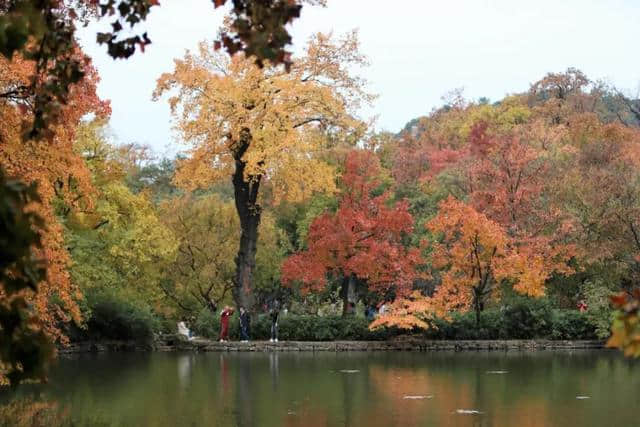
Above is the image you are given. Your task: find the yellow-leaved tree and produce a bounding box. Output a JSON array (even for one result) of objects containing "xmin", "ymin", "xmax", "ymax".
[
  {"xmin": 153, "ymin": 31, "xmax": 371, "ymax": 309},
  {"xmin": 158, "ymin": 194, "xmax": 283, "ymax": 315}
]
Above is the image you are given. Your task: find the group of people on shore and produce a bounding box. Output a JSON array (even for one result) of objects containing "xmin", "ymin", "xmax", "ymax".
[
  {"xmin": 177, "ymin": 299, "xmax": 389, "ymax": 342},
  {"xmin": 219, "ymin": 301, "xmax": 281, "ymax": 342},
  {"xmin": 178, "ymin": 301, "xmax": 281, "ymax": 343}
]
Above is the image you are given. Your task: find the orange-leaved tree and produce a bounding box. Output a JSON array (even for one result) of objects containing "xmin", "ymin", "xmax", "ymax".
[
  {"xmin": 374, "ymin": 196, "xmax": 559, "ymax": 329},
  {"xmin": 281, "ymin": 150, "xmax": 423, "ymax": 315},
  {"xmin": 428, "ymin": 196, "xmax": 566, "ymax": 325},
  {"xmin": 0, "ymin": 51, "xmax": 110, "ymax": 344},
  {"xmin": 153, "ymin": 31, "xmax": 371, "ymax": 309}
]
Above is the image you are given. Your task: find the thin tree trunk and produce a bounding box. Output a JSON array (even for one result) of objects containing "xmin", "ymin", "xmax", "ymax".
[
  {"xmin": 231, "ymin": 134, "xmax": 261, "ymax": 311},
  {"xmin": 473, "ymin": 287, "xmax": 482, "ymax": 327},
  {"xmin": 342, "ymin": 274, "xmax": 356, "ymax": 317}
]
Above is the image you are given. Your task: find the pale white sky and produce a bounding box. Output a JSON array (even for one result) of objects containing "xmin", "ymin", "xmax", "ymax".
[{"xmin": 78, "ymin": 0, "xmax": 640, "ymax": 156}]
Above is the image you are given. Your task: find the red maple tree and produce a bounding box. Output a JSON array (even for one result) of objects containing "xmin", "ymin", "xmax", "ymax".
[{"xmin": 281, "ymin": 150, "xmax": 423, "ymax": 315}]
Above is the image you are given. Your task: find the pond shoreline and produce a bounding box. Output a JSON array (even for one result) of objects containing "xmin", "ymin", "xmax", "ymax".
[{"xmin": 59, "ymin": 337, "xmax": 607, "ymax": 354}]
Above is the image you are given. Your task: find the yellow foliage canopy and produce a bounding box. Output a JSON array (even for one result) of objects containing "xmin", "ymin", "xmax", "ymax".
[{"xmin": 153, "ymin": 31, "xmax": 372, "ymax": 203}]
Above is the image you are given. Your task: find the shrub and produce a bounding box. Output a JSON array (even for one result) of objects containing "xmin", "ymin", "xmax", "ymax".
[
  {"xmin": 420, "ymin": 299, "xmax": 599, "ymax": 341},
  {"xmin": 77, "ymin": 297, "xmax": 601, "ymax": 342},
  {"xmin": 82, "ymin": 289, "xmax": 160, "ymax": 343},
  {"xmin": 191, "ymin": 311, "xmax": 395, "ymax": 341},
  {"xmin": 550, "ymin": 310, "xmax": 597, "ymax": 340},
  {"xmin": 192, "ymin": 308, "xmax": 218, "ymax": 339},
  {"xmin": 502, "ymin": 298, "xmax": 553, "ymax": 339},
  {"xmin": 428, "ymin": 310, "xmax": 506, "ymax": 340},
  {"xmin": 190, "ymin": 306, "xmax": 601, "ymax": 341},
  {"xmin": 582, "ymin": 280, "xmax": 615, "ymax": 339}
]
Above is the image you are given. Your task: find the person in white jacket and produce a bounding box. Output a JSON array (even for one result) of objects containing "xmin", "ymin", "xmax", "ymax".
[{"xmin": 177, "ymin": 318, "xmax": 194, "ymax": 341}]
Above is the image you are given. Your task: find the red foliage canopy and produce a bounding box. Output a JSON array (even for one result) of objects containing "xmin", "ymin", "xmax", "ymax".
[{"xmin": 281, "ymin": 150, "xmax": 423, "ymax": 296}]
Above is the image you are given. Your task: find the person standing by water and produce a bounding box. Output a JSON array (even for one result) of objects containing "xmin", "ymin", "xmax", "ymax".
[
  {"xmin": 239, "ymin": 306, "xmax": 251, "ymax": 342},
  {"xmin": 219, "ymin": 306, "xmax": 234, "ymax": 342},
  {"xmin": 270, "ymin": 300, "xmax": 280, "ymax": 342}
]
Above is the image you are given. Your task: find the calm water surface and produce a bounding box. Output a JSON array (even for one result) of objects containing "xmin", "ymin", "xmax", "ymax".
[{"xmin": 2, "ymin": 350, "xmax": 639, "ymax": 426}]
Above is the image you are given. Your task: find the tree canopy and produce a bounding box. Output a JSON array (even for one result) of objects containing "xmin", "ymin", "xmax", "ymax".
[{"xmin": 153, "ymin": 30, "xmax": 371, "ymax": 309}]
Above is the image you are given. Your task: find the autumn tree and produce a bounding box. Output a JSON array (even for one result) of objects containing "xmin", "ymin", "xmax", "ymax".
[
  {"xmin": 153, "ymin": 32, "xmax": 370, "ymax": 309},
  {"xmin": 375, "ymin": 196, "xmax": 569, "ymax": 329},
  {"xmin": 0, "ymin": 169, "xmax": 53, "ymax": 386},
  {"xmin": 559, "ymin": 115, "xmax": 640, "ymax": 354},
  {"xmin": 368, "ymin": 291, "xmax": 437, "ymax": 330},
  {"xmin": 391, "ymin": 98, "xmax": 574, "ymax": 276},
  {"xmin": 281, "ymin": 150, "xmax": 423, "ymax": 315},
  {"xmin": 560, "ymin": 116, "xmax": 640, "ymax": 274},
  {"xmin": 0, "ymin": 0, "xmax": 326, "ymax": 138},
  {"xmin": 0, "ymin": 53, "xmax": 109, "ymax": 344},
  {"xmin": 67, "ymin": 121, "xmax": 177, "ymax": 317},
  {"xmin": 428, "ymin": 196, "xmax": 564, "ymax": 324},
  {"xmin": 157, "ymin": 193, "xmax": 283, "ymax": 315}
]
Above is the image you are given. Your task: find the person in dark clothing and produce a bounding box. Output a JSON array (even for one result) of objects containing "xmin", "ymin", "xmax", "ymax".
[
  {"xmin": 365, "ymin": 305, "xmax": 376, "ymax": 322},
  {"xmin": 269, "ymin": 300, "xmax": 280, "ymax": 342},
  {"xmin": 239, "ymin": 307, "xmax": 250, "ymax": 342}
]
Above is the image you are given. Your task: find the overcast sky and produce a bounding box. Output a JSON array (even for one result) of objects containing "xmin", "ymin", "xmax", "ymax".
[{"xmin": 77, "ymin": 0, "xmax": 640, "ymax": 157}]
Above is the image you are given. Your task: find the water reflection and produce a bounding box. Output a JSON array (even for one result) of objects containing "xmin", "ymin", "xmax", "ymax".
[
  {"xmin": 0, "ymin": 397, "xmax": 69, "ymax": 427},
  {"xmin": 235, "ymin": 354, "xmax": 254, "ymax": 427},
  {"xmin": 2, "ymin": 350, "xmax": 639, "ymax": 427},
  {"xmin": 269, "ymin": 352, "xmax": 279, "ymax": 389},
  {"xmin": 177, "ymin": 354, "xmax": 193, "ymax": 390}
]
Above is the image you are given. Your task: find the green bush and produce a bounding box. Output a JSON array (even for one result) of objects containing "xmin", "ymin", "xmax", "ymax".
[
  {"xmin": 187, "ymin": 305, "xmax": 601, "ymax": 341},
  {"xmin": 82, "ymin": 289, "xmax": 160, "ymax": 343},
  {"xmin": 582, "ymin": 279, "xmax": 615, "ymax": 339},
  {"xmin": 190, "ymin": 310, "xmax": 395, "ymax": 341},
  {"xmin": 550, "ymin": 310, "xmax": 597, "ymax": 340},
  {"xmin": 430, "ymin": 310, "xmax": 506, "ymax": 340},
  {"xmin": 76, "ymin": 295, "xmax": 601, "ymax": 342},
  {"xmin": 420, "ymin": 299, "xmax": 599, "ymax": 341},
  {"xmin": 502, "ymin": 298, "xmax": 553, "ymax": 339}
]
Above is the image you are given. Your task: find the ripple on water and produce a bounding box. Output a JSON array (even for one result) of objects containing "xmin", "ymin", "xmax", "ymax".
[{"xmin": 455, "ymin": 409, "xmax": 483, "ymax": 415}]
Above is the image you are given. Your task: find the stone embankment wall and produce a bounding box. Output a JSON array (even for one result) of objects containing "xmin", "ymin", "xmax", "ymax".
[{"xmin": 59, "ymin": 337, "xmax": 606, "ymax": 354}]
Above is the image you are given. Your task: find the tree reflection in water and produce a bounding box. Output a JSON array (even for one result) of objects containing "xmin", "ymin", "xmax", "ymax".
[{"xmin": 1, "ymin": 351, "xmax": 639, "ymax": 426}]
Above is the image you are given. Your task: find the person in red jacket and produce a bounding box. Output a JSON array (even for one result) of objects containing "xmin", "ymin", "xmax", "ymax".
[
  {"xmin": 577, "ymin": 300, "xmax": 588, "ymax": 312},
  {"xmin": 219, "ymin": 306, "xmax": 234, "ymax": 342}
]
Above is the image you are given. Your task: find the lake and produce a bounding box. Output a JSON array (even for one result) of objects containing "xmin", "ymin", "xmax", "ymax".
[{"xmin": 2, "ymin": 350, "xmax": 639, "ymax": 426}]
